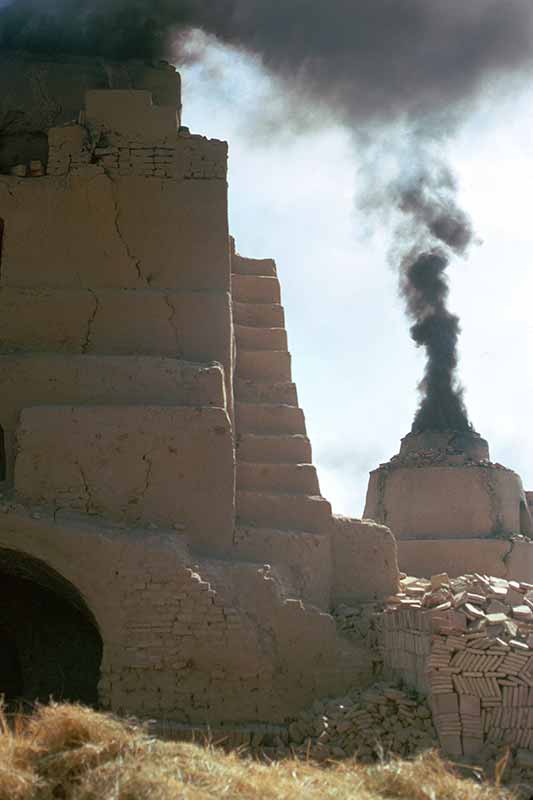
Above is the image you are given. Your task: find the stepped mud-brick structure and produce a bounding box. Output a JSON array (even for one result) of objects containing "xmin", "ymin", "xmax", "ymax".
[{"xmin": 0, "ymin": 53, "xmax": 399, "ymax": 726}]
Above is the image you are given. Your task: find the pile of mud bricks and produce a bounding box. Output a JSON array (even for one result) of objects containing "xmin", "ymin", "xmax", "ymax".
[{"xmin": 382, "ymin": 572, "xmax": 533, "ymax": 758}]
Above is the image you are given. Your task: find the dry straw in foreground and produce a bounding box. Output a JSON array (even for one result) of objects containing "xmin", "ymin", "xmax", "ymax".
[{"xmin": 0, "ymin": 703, "xmax": 517, "ymax": 799}]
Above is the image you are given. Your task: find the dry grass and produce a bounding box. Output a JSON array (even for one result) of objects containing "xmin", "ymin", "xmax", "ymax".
[{"xmin": 0, "ymin": 703, "xmax": 517, "ymax": 799}]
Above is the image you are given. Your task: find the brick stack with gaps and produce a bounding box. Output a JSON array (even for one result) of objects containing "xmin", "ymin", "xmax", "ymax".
[{"xmin": 382, "ymin": 572, "xmax": 533, "ymax": 763}]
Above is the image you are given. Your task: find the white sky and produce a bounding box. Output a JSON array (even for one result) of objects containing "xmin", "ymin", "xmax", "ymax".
[{"xmin": 176, "ymin": 37, "xmax": 533, "ymax": 518}]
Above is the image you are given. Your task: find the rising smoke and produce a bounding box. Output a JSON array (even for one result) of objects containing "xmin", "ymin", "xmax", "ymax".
[
  {"xmin": 2, "ymin": 0, "xmax": 533, "ymax": 431},
  {"xmin": 402, "ymin": 249, "xmax": 469, "ymax": 433},
  {"xmin": 392, "ymin": 154, "xmax": 475, "ymax": 432}
]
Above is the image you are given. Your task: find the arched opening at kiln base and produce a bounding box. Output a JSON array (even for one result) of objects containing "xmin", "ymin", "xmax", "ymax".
[
  {"xmin": 0, "ymin": 625, "xmax": 22, "ymax": 702},
  {"xmin": 0, "ymin": 549, "xmax": 103, "ymax": 709}
]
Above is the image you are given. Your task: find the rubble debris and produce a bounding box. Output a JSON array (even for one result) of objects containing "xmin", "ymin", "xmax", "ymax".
[
  {"xmin": 285, "ymin": 682, "xmax": 437, "ymax": 762},
  {"xmin": 333, "ymin": 603, "xmax": 382, "ymax": 645},
  {"xmin": 333, "ymin": 603, "xmax": 385, "ymax": 677},
  {"xmin": 385, "ymin": 447, "xmax": 508, "ymax": 469}
]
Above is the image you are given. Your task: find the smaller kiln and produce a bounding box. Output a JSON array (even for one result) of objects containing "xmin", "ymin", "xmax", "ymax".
[{"xmin": 364, "ymin": 430, "xmax": 533, "ymax": 580}]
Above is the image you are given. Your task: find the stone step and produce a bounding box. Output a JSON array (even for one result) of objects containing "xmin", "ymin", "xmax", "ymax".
[
  {"xmin": 232, "ymin": 256, "xmax": 277, "ymax": 277},
  {"xmin": 232, "ymin": 274, "xmax": 281, "ymax": 305},
  {"xmin": 233, "ymin": 302, "xmax": 285, "ymax": 329},
  {"xmin": 235, "ymin": 379, "xmax": 298, "ymax": 406},
  {"xmin": 237, "ymin": 434, "xmax": 312, "ymax": 464},
  {"xmin": 234, "ymin": 325, "xmax": 287, "ymax": 352},
  {"xmin": 236, "ymin": 403, "xmax": 306, "ymax": 435},
  {"xmin": 237, "ymin": 463, "xmax": 320, "ymax": 494},
  {"xmin": 236, "ymin": 350, "xmax": 291, "ymax": 382},
  {"xmin": 236, "ymin": 491, "xmax": 331, "ymax": 533}
]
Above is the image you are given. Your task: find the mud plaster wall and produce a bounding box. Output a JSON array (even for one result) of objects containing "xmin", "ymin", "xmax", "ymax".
[
  {"xmin": 399, "ymin": 537, "xmax": 533, "ymax": 583},
  {"xmin": 0, "ymin": 94, "xmax": 235, "ymax": 543},
  {"xmin": 15, "ymin": 405, "xmax": 235, "ymax": 555},
  {"xmin": 0, "ymin": 153, "xmax": 233, "ymax": 412},
  {"xmin": 0, "ymin": 506, "xmax": 374, "ymax": 723},
  {"xmin": 330, "ymin": 517, "xmax": 399, "ymax": 605},
  {"xmin": 0, "ymin": 355, "xmax": 225, "ymax": 484},
  {"xmin": 0, "ymin": 175, "xmax": 228, "ymax": 289},
  {"xmin": 365, "ymin": 465, "xmax": 525, "ymax": 540},
  {"xmin": 233, "ymin": 527, "xmax": 333, "ymax": 609},
  {"xmin": 0, "ymin": 288, "xmax": 230, "ymax": 365}
]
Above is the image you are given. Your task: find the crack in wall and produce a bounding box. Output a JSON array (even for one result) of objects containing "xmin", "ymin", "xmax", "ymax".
[
  {"xmin": 139, "ymin": 454, "xmax": 154, "ymax": 506},
  {"xmin": 77, "ymin": 463, "xmax": 96, "ymax": 514},
  {"xmin": 481, "ymin": 468, "xmax": 505, "ymax": 535},
  {"xmin": 501, "ymin": 538, "xmax": 515, "ymax": 576},
  {"xmin": 374, "ymin": 469, "xmax": 389, "ymax": 526},
  {"xmin": 110, "ymin": 182, "xmax": 147, "ymax": 286},
  {"xmin": 0, "ymin": 181, "xmax": 18, "ymax": 204},
  {"xmin": 164, "ymin": 294, "xmax": 183, "ymax": 355},
  {"xmin": 53, "ymin": 506, "xmax": 65, "ymax": 523},
  {"xmin": 82, "ymin": 290, "xmax": 100, "ymax": 354}
]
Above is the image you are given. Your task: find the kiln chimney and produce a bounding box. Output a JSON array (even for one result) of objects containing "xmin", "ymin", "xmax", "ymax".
[{"xmin": 364, "ymin": 427, "xmax": 533, "ymax": 580}]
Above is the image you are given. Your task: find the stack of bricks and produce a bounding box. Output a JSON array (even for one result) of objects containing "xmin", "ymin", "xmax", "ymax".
[
  {"xmin": 382, "ymin": 573, "xmax": 533, "ymax": 759},
  {"xmin": 382, "ymin": 595, "xmax": 432, "ymax": 694}
]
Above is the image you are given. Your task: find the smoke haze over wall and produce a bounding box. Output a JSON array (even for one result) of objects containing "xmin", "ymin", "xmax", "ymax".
[
  {"xmin": 2, "ymin": 0, "xmax": 533, "ymax": 431},
  {"xmin": 2, "ymin": 2, "xmax": 533, "ymax": 125}
]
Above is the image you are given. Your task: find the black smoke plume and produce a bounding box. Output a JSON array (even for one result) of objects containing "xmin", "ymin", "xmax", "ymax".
[
  {"xmin": 2, "ymin": 1, "xmax": 532, "ymax": 124},
  {"xmin": 402, "ymin": 249, "xmax": 469, "ymax": 433},
  {"xmin": 392, "ymin": 155, "xmax": 475, "ymax": 432},
  {"xmin": 2, "ymin": 1, "xmax": 533, "ymax": 431}
]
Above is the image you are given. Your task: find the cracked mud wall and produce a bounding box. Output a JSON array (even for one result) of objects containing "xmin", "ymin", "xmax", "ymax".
[
  {"xmin": 0, "ymin": 355, "xmax": 226, "ymax": 484},
  {"xmin": 480, "ymin": 465, "xmax": 514, "ymax": 536},
  {"xmin": 365, "ymin": 462, "xmax": 533, "ymax": 580},
  {"xmin": 400, "ymin": 536, "xmax": 533, "ymax": 582},
  {"xmin": 0, "ymin": 172, "xmax": 233, "ymax": 415},
  {"xmin": 365, "ymin": 464, "xmax": 525, "ymax": 540},
  {"xmin": 14, "ymin": 405, "xmax": 235, "ymax": 555},
  {"xmin": 0, "ymin": 286, "xmax": 230, "ymax": 364},
  {"xmin": 0, "ymin": 175, "xmax": 228, "ymax": 290}
]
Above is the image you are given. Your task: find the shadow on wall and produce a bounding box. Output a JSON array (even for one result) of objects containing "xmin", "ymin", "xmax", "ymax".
[
  {"xmin": 521, "ymin": 500, "xmax": 533, "ymax": 537},
  {"xmin": 0, "ymin": 132, "xmax": 49, "ymax": 175},
  {"xmin": 0, "ymin": 549, "xmax": 103, "ymax": 708}
]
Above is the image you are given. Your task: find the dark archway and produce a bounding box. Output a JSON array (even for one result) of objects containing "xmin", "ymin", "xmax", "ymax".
[
  {"xmin": 0, "ymin": 132, "xmax": 49, "ymax": 176},
  {"xmin": 0, "ymin": 426, "xmax": 6, "ymax": 482},
  {"xmin": 0, "ymin": 549, "xmax": 103, "ymax": 707}
]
